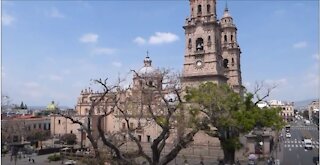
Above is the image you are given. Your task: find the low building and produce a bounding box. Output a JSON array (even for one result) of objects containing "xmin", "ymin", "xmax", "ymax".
[
  {"xmin": 1, "ymin": 115, "xmax": 51, "ymax": 143},
  {"xmin": 268, "ymin": 100, "xmax": 294, "ymax": 122},
  {"xmin": 308, "ymin": 100, "xmax": 319, "ymax": 122}
]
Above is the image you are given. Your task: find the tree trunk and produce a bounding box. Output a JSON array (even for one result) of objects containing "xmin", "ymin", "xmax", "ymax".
[{"xmin": 223, "ymin": 148, "xmax": 235, "ymax": 164}]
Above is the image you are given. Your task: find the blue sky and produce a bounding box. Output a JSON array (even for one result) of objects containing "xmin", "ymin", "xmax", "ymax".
[{"xmin": 2, "ymin": 0, "xmax": 319, "ymax": 107}]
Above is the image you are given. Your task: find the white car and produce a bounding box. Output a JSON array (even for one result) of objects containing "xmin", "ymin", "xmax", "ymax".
[
  {"xmin": 64, "ymin": 160, "xmax": 76, "ymax": 165},
  {"xmin": 304, "ymin": 139, "xmax": 313, "ymax": 150},
  {"xmin": 286, "ymin": 133, "xmax": 291, "ymax": 138}
]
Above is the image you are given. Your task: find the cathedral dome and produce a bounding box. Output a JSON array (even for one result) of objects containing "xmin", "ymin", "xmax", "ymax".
[
  {"xmin": 138, "ymin": 55, "xmax": 157, "ymax": 76},
  {"xmin": 47, "ymin": 101, "xmax": 57, "ymax": 111},
  {"xmin": 138, "ymin": 66, "xmax": 156, "ymax": 75}
]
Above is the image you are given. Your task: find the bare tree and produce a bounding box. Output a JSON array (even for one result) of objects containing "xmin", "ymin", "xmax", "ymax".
[
  {"xmin": 58, "ymin": 70, "xmax": 201, "ymax": 165},
  {"xmin": 253, "ymin": 81, "xmax": 277, "ymax": 105}
]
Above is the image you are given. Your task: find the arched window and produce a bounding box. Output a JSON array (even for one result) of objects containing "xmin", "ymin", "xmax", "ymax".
[
  {"xmin": 207, "ymin": 4, "xmax": 211, "ymax": 13},
  {"xmin": 148, "ymin": 81, "xmax": 153, "ymax": 86},
  {"xmin": 231, "ymin": 58, "xmax": 235, "ymax": 66},
  {"xmin": 188, "ymin": 38, "xmax": 192, "ymax": 49},
  {"xmin": 224, "ymin": 35, "xmax": 227, "ymax": 42},
  {"xmin": 197, "ymin": 5, "xmax": 202, "ymax": 14},
  {"xmin": 196, "ymin": 38, "xmax": 204, "ymax": 51},
  {"xmin": 231, "ymin": 35, "xmax": 233, "ymax": 41},
  {"xmin": 223, "ymin": 59, "xmax": 229, "ymax": 68},
  {"xmin": 208, "ymin": 36, "xmax": 211, "ymax": 42}
]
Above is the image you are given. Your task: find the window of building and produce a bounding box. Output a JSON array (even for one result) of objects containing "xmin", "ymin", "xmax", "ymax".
[
  {"xmin": 33, "ymin": 124, "xmax": 36, "ymax": 129},
  {"xmin": 39, "ymin": 123, "xmax": 41, "ymax": 129},
  {"xmin": 58, "ymin": 120, "xmax": 61, "ymax": 124},
  {"xmin": 224, "ymin": 35, "xmax": 227, "ymax": 42},
  {"xmin": 147, "ymin": 135, "xmax": 151, "ymax": 142},
  {"xmin": 207, "ymin": 4, "xmax": 210, "ymax": 13},
  {"xmin": 231, "ymin": 35, "xmax": 233, "ymax": 41},
  {"xmin": 138, "ymin": 135, "xmax": 142, "ymax": 142},
  {"xmin": 223, "ymin": 59, "xmax": 229, "ymax": 68},
  {"xmin": 197, "ymin": 5, "xmax": 202, "ymax": 14},
  {"xmin": 48, "ymin": 123, "xmax": 50, "ymax": 130},
  {"xmin": 196, "ymin": 38, "xmax": 204, "ymax": 51},
  {"xmin": 148, "ymin": 81, "xmax": 153, "ymax": 86},
  {"xmin": 123, "ymin": 135, "xmax": 126, "ymax": 141},
  {"xmin": 231, "ymin": 58, "xmax": 235, "ymax": 66},
  {"xmin": 130, "ymin": 122, "xmax": 134, "ymax": 128},
  {"xmin": 70, "ymin": 130, "xmax": 73, "ymax": 134},
  {"xmin": 188, "ymin": 38, "xmax": 192, "ymax": 49},
  {"xmin": 28, "ymin": 125, "xmax": 31, "ymax": 131},
  {"xmin": 122, "ymin": 123, "xmax": 126, "ymax": 129}
]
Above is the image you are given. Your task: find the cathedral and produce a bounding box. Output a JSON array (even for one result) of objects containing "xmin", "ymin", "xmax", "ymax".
[
  {"xmin": 51, "ymin": 0, "xmax": 243, "ymax": 156},
  {"xmin": 182, "ymin": 0, "xmax": 243, "ymax": 95}
]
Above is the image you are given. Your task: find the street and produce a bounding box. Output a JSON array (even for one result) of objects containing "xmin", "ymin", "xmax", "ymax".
[{"xmin": 280, "ymin": 118, "xmax": 319, "ymax": 165}]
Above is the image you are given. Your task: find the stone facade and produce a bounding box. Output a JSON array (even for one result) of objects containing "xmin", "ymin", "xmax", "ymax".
[
  {"xmin": 308, "ymin": 100, "xmax": 319, "ymax": 121},
  {"xmin": 182, "ymin": 0, "xmax": 243, "ymax": 95},
  {"xmin": 2, "ymin": 116, "xmax": 50, "ymax": 143},
  {"xmin": 269, "ymin": 100, "xmax": 294, "ymax": 121}
]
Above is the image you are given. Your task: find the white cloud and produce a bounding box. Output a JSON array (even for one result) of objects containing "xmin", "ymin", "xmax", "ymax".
[
  {"xmin": 50, "ymin": 7, "xmax": 65, "ymax": 18},
  {"xmin": 80, "ymin": 33, "xmax": 99, "ymax": 43},
  {"xmin": 293, "ymin": 41, "xmax": 307, "ymax": 49},
  {"xmin": 92, "ymin": 47, "xmax": 115, "ymax": 55},
  {"xmin": 112, "ymin": 61, "xmax": 122, "ymax": 67},
  {"xmin": 49, "ymin": 75, "xmax": 63, "ymax": 81},
  {"xmin": 148, "ymin": 32, "xmax": 179, "ymax": 45},
  {"xmin": 2, "ymin": 13, "xmax": 15, "ymax": 26},
  {"xmin": 313, "ymin": 53, "xmax": 319, "ymax": 60},
  {"xmin": 133, "ymin": 37, "xmax": 146, "ymax": 45}
]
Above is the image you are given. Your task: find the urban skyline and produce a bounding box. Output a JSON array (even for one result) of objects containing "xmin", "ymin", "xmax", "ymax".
[{"xmin": 2, "ymin": 1, "xmax": 319, "ymax": 106}]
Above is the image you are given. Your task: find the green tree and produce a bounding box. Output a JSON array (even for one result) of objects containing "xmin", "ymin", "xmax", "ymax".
[
  {"xmin": 302, "ymin": 110, "xmax": 309, "ymax": 119},
  {"xmin": 60, "ymin": 133, "xmax": 77, "ymax": 145},
  {"xmin": 26, "ymin": 129, "xmax": 50, "ymax": 142},
  {"xmin": 185, "ymin": 82, "xmax": 284, "ymax": 164}
]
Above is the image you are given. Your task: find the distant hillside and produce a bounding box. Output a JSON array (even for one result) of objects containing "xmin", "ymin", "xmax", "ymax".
[{"xmin": 294, "ymin": 98, "xmax": 319, "ymax": 111}]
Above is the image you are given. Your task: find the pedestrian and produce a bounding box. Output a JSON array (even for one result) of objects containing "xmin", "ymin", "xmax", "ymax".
[
  {"xmin": 200, "ymin": 160, "xmax": 204, "ymax": 165},
  {"xmin": 28, "ymin": 157, "xmax": 31, "ymax": 162},
  {"xmin": 32, "ymin": 159, "xmax": 35, "ymax": 163}
]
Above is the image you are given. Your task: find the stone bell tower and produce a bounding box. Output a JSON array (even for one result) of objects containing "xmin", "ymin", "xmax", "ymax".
[
  {"xmin": 220, "ymin": 5, "xmax": 244, "ymax": 95},
  {"xmin": 182, "ymin": 0, "xmax": 227, "ymax": 88}
]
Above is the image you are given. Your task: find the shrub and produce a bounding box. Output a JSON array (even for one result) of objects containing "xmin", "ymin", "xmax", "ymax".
[{"xmin": 48, "ymin": 154, "xmax": 61, "ymax": 161}]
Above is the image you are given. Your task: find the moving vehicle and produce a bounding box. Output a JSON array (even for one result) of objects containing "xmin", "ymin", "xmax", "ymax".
[
  {"xmin": 286, "ymin": 133, "xmax": 291, "ymax": 138},
  {"xmin": 305, "ymin": 120, "xmax": 311, "ymax": 125},
  {"xmin": 304, "ymin": 139, "xmax": 313, "ymax": 150}
]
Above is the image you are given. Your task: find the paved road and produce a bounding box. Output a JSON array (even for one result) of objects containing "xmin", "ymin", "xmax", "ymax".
[
  {"xmin": 1, "ymin": 153, "xmax": 85, "ymax": 165},
  {"xmin": 281, "ymin": 118, "xmax": 319, "ymax": 165}
]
